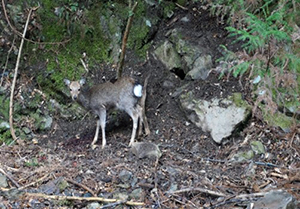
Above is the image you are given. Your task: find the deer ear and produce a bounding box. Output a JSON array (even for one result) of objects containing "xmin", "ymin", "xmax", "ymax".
[
  {"xmin": 79, "ymin": 78, "xmax": 86, "ymax": 85},
  {"xmin": 64, "ymin": 79, "xmax": 70, "ymax": 86}
]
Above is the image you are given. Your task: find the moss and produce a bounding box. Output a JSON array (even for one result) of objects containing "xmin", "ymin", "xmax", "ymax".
[
  {"xmin": 176, "ymin": 0, "xmax": 187, "ymax": 6},
  {"xmin": 162, "ymin": 1, "xmax": 176, "ymax": 18},
  {"xmin": 0, "ymin": 95, "xmax": 10, "ymax": 120},
  {"xmin": 126, "ymin": 2, "xmax": 151, "ymax": 58},
  {"xmin": 23, "ymin": 1, "xmax": 111, "ymax": 101},
  {"xmin": 231, "ymin": 92, "xmax": 250, "ymax": 108},
  {"xmin": 262, "ymin": 106, "xmax": 297, "ymax": 131}
]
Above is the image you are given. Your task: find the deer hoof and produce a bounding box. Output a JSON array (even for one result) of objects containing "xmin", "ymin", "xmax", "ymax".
[{"xmin": 91, "ymin": 144, "xmax": 98, "ymax": 150}]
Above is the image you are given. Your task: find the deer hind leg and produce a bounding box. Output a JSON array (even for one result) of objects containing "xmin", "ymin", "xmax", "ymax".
[
  {"xmin": 137, "ymin": 104, "xmax": 150, "ymax": 136},
  {"xmin": 137, "ymin": 105, "xmax": 143, "ymax": 137},
  {"xmin": 141, "ymin": 104, "xmax": 150, "ymax": 135},
  {"xmin": 128, "ymin": 109, "xmax": 139, "ymax": 147}
]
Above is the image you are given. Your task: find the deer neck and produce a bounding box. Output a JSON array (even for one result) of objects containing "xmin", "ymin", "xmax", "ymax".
[{"xmin": 76, "ymin": 89, "xmax": 91, "ymax": 110}]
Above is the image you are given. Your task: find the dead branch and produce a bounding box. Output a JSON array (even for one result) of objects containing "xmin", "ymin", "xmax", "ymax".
[
  {"xmin": 0, "ymin": 168, "xmax": 20, "ymax": 188},
  {"xmin": 18, "ymin": 174, "xmax": 50, "ymax": 190},
  {"xmin": 117, "ymin": 1, "xmax": 138, "ymax": 79},
  {"xmin": 233, "ymin": 191, "xmax": 268, "ymax": 199},
  {"xmin": 169, "ymin": 187, "xmax": 226, "ymax": 197},
  {"xmin": 24, "ymin": 193, "xmax": 144, "ymax": 206},
  {"xmin": 175, "ymin": 3, "xmax": 188, "ymax": 10},
  {"xmin": 66, "ymin": 178, "xmax": 96, "ymax": 197},
  {"xmin": 9, "ymin": 6, "xmax": 36, "ymax": 143},
  {"xmin": 80, "ymin": 58, "xmax": 89, "ymax": 72}
]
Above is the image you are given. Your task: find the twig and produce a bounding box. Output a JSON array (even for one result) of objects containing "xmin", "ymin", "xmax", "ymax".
[
  {"xmin": 233, "ymin": 191, "xmax": 268, "ymax": 199},
  {"xmin": 100, "ymin": 201, "xmax": 126, "ymax": 208},
  {"xmin": 80, "ymin": 58, "xmax": 89, "ymax": 72},
  {"xmin": 1, "ymin": 0, "xmax": 22, "ymax": 37},
  {"xmin": 9, "ymin": 6, "xmax": 36, "ymax": 143},
  {"xmin": 66, "ymin": 178, "xmax": 96, "ymax": 197},
  {"xmin": 24, "ymin": 193, "xmax": 144, "ymax": 206},
  {"xmin": 18, "ymin": 173, "xmax": 50, "ymax": 190},
  {"xmin": 117, "ymin": 1, "xmax": 138, "ymax": 79},
  {"xmin": 0, "ymin": 168, "xmax": 20, "ymax": 188},
  {"xmin": 169, "ymin": 187, "xmax": 226, "ymax": 197},
  {"xmin": 254, "ymin": 161, "xmax": 278, "ymax": 167},
  {"xmin": 175, "ymin": 3, "xmax": 188, "ymax": 10}
]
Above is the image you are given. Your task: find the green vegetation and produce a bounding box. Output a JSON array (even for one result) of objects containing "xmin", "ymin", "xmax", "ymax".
[
  {"xmin": 207, "ymin": 0, "xmax": 299, "ymax": 125},
  {"xmin": 0, "ymin": 0, "xmax": 171, "ymax": 142},
  {"xmin": 1, "ymin": 0, "xmax": 298, "ymax": 142}
]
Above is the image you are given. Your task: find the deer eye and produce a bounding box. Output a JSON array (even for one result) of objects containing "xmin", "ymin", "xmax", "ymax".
[{"xmin": 78, "ymin": 89, "xmax": 81, "ymax": 92}]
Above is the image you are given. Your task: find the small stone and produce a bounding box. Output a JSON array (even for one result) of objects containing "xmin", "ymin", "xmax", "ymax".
[
  {"xmin": 58, "ymin": 179, "xmax": 69, "ymax": 192},
  {"xmin": 131, "ymin": 142, "xmax": 162, "ymax": 159},
  {"xmin": 0, "ymin": 122, "xmax": 10, "ymax": 129},
  {"xmin": 130, "ymin": 188, "xmax": 145, "ymax": 200},
  {"xmin": 231, "ymin": 150, "xmax": 254, "ymax": 162},
  {"xmin": 0, "ymin": 174, "xmax": 8, "ymax": 187},
  {"xmin": 22, "ymin": 127, "xmax": 31, "ymax": 134},
  {"xmin": 250, "ymin": 141, "xmax": 265, "ymax": 154},
  {"xmin": 118, "ymin": 170, "xmax": 132, "ymax": 183},
  {"xmin": 85, "ymin": 202, "xmax": 101, "ymax": 209},
  {"xmin": 113, "ymin": 192, "xmax": 128, "ymax": 201}
]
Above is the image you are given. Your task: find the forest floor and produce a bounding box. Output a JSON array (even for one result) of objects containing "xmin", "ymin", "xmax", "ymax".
[{"xmin": 1, "ymin": 3, "xmax": 300, "ymax": 209}]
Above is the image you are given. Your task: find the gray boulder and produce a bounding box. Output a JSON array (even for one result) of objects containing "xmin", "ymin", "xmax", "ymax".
[
  {"xmin": 250, "ymin": 190, "xmax": 298, "ymax": 209},
  {"xmin": 180, "ymin": 92, "xmax": 251, "ymax": 143},
  {"xmin": 154, "ymin": 28, "xmax": 213, "ymax": 80}
]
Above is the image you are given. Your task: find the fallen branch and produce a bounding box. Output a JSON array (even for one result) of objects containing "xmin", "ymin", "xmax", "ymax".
[
  {"xmin": 18, "ymin": 173, "xmax": 50, "ymax": 190},
  {"xmin": 0, "ymin": 168, "xmax": 20, "ymax": 188},
  {"xmin": 80, "ymin": 58, "xmax": 89, "ymax": 72},
  {"xmin": 9, "ymin": 6, "xmax": 37, "ymax": 143},
  {"xmin": 66, "ymin": 178, "xmax": 96, "ymax": 197},
  {"xmin": 117, "ymin": 1, "xmax": 138, "ymax": 79},
  {"xmin": 169, "ymin": 187, "xmax": 226, "ymax": 197},
  {"xmin": 24, "ymin": 193, "xmax": 144, "ymax": 206},
  {"xmin": 233, "ymin": 191, "xmax": 269, "ymax": 199}
]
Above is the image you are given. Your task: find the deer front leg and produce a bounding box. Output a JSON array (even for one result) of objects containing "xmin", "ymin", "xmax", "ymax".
[
  {"xmin": 91, "ymin": 119, "xmax": 100, "ymax": 150},
  {"xmin": 91, "ymin": 109, "xmax": 107, "ymax": 149},
  {"xmin": 99, "ymin": 109, "xmax": 107, "ymax": 149}
]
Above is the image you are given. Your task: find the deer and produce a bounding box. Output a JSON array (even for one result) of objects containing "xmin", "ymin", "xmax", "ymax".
[{"xmin": 64, "ymin": 76, "xmax": 150, "ymax": 149}]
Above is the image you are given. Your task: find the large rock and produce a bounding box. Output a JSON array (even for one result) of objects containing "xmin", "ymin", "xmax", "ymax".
[
  {"xmin": 180, "ymin": 92, "xmax": 251, "ymax": 143},
  {"xmin": 250, "ymin": 190, "xmax": 298, "ymax": 209},
  {"xmin": 185, "ymin": 55, "xmax": 212, "ymax": 80},
  {"xmin": 154, "ymin": 28, "xmax": 212, "ymax": 80},
  {"xmin": 154, "ymin": 40, "xmax": 182, "ymax": 70}
]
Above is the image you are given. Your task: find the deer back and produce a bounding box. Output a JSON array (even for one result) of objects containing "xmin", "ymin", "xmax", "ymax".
[{"xmin": 88, "ymin": 77, "xmax": 139, "ymax": 111}]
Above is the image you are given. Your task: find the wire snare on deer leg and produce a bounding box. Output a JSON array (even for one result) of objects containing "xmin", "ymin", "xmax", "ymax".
[{"xmin": 64, "ymin": 76, "xmax": 150, "ymax": 149}]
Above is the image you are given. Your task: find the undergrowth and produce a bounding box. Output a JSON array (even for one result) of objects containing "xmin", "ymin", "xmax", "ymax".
[{"xmin": 205, "ymin": 0, "xmax": 300, "ymax": 126}]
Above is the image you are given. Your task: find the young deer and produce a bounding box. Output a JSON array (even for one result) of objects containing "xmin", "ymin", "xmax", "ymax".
[{"xmin": 64, "ymin": 76, "xmax": 150, "ymax": 149}]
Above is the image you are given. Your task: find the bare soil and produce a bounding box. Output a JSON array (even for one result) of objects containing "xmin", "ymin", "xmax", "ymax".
[{"xmin": 1, "ymin": 3, "xmax": 299, "ymax": 209}]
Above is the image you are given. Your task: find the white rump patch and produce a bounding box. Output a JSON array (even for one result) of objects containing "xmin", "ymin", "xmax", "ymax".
[{"xmin": 133, "ymin": 84, "xmax": 143, "ymax": 97}]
